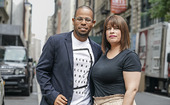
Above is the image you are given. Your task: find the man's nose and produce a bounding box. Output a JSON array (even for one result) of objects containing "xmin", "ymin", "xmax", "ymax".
[{"xmin": 81, "ymin": 19, "xmax": 86, "ymax": 24}]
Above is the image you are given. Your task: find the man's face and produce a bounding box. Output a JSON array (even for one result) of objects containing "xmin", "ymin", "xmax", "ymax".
[{"xmin": 72, "ymin": 8, "xmax": 95, "ymax": 40}]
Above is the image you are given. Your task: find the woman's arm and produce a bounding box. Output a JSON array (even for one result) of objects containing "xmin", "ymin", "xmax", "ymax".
[{"xmin": 122, "ymin": 71, "xmax": 141, "ymax": 105}]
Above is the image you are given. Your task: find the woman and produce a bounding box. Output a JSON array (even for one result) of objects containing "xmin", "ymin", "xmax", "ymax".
[{"xmin": 91, "ymin": 15, "xmax": 141, "ymax": 105}]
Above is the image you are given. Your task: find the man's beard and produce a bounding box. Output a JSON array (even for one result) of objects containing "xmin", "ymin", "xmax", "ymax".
[{"xmin": 75, "ymin": 29, "xmax": 89, "ymax": 38}]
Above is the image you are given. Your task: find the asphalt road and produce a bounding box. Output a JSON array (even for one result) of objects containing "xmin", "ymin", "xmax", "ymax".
[
  {"xmin": 135, "ymin": 92, "xmax": 170, "ymax": 105},
  {"xmin": 4, "ymin": 77, "xmax": 39, "ymax": 105},
  {"xmin": 4, "ymin": 77, "xmax": 170, "ymax": 105}
]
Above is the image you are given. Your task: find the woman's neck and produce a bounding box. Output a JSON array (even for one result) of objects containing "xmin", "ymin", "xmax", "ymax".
[
  {"xmin": 107, "ymin": 44, "xmax": 121, "ymax": 59},
  {"xmin": 110, "ymin": 44, "xmax": 121, "ymax": 52}
]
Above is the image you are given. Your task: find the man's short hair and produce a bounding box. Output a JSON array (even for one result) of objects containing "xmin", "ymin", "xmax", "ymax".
[{"xmin": 74, "ymin": 5, "xmax": 94, "ymax": 19}]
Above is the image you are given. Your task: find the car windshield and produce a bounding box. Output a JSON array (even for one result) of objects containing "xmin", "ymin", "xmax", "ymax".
[{"xmin": 0, "ymin": 48, "xmax": 27, "ymax": 62}]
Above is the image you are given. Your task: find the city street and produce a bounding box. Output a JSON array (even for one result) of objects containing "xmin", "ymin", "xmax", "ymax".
[
  {"xmin": 135, "ymin": 92, "xmax": 170, "ymax": 105},
  {"xmin": 4, "ymin": 77, "xmax": 39, "ymax": 105},
  {"xmin": 3, "ymin": 77, "xmax": 170, "ymax": 105},
  {"xmin": 1, "ymin": 0, "xmax": 170, "ymax": 105}
]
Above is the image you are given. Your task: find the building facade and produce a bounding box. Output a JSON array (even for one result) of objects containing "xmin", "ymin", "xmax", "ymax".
[
  {"xmin": 46, "ymin": 0, "xmax": 165, "ymax": 45},
  {"xmin": 0, "ymin": 0, "xmax": 36, "ymax": 59},
  {"xmin": 30, "ymin": 34, "xmax": 41, "ymax": 63},
  {"xmin": 46, "ymin": 16, "xmax": 54, "ymax": 40},
  {"xmin": 0, "ymin": 0, "xmax": 32, "ymax": 47},
  {"xmin": 61, "ymin": 0, "xmax": 75, "ymax": 33},
  {"xmin": 46, "ymin": 0, "xmax": 61, "ymax": 41}
]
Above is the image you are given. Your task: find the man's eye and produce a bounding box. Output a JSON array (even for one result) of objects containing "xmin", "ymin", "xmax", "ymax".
[
  {"xmin": 77, "ymin": 18, "xmax": 83, "ymax": 21},
  {"xmin": 85, "ymin": 18, "xmax": 91, "ymax": 21}
]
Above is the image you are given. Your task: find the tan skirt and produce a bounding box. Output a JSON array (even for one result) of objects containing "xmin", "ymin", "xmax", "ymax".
[{"xmin": 93, "ymin": 94, "xmax": 136, "ymax": 105}]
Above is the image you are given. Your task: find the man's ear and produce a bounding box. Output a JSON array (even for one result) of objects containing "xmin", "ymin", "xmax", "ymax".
[
  {"xmin": 92, "ymin": 20, "xmax": 96, "ymax": 27},
  {"xmin": 72, "ymin": 18, "xmax": 75, "ymax": 25}
]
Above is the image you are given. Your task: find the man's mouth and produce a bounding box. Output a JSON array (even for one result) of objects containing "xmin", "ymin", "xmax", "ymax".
[{"xmin": 79, "ymin": 27, "xmax": 88, "ymax": 31}]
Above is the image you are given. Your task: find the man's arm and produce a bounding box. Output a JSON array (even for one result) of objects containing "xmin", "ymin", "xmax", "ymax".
[{"xmin": 36, "ymin": 36, "xmax": 60, "ymax": 105}]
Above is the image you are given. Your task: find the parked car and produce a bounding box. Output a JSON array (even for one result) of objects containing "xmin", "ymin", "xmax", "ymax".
[
  {"xmin": 0, "ymin": 72, "xmax": 4, "ymax": 105},
  {"xmin": 0, "ymin": 46, "xmax": 33, "ymax": 96}
]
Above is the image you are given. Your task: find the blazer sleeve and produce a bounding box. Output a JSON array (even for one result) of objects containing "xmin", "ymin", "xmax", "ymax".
[{"xmin": 36, "ymin": 36, "xmax": 59, "ymax": 105}]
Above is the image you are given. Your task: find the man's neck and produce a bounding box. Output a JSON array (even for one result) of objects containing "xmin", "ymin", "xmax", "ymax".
[{"xmin": 73, "ymin": 31, "xmax": 88, "ymax": 42}]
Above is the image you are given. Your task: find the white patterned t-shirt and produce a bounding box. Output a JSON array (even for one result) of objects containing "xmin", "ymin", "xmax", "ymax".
[{"xmin": 70, "ymin": 33, "xmax": 94, "ymax": 105}]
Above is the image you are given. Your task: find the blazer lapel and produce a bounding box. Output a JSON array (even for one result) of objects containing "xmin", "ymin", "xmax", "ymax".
[
  {"xmin": 89, "ymin": 38, "xmax": 97, "ymax": 63},
  {"xmin": 64, "ymin": 32, "xmax": 73, "ymax": 71}
]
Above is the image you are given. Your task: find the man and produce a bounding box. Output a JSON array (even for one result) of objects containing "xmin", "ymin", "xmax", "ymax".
[{"xmin": 36, "ymin": 5, "xmax": 102, "ymax": 105}]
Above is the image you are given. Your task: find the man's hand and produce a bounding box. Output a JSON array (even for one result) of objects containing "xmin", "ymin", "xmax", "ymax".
[{"xmin": 54, "ymin": 94, "xmax": 68, "ymax": 105}]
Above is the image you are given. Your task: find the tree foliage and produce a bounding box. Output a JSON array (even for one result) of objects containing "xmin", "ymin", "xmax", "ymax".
[{"xmin": 149, "ymin": 0, "xmax": 170, "ymax": 21}]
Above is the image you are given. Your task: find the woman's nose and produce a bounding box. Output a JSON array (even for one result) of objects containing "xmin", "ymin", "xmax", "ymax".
[{"xmin": 110, "ymin": 28, "xmax": 115, "ymax": 32}]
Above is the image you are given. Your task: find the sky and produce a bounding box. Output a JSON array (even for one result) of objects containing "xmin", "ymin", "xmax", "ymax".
[{"xmin": 28, "ymin": 0, "xmax": 54, "ymax": 48}]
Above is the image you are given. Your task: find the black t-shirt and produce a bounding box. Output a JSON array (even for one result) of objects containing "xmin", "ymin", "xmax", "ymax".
[{"xmin": 91, "ymin": 49, "xmax": 141, "ymax": 97}]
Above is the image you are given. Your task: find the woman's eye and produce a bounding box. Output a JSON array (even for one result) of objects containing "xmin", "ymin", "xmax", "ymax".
[
  {"xmin": 107, "ymin": 27, "xmax": 111, "ymax": 30},
  {"xmin": 114, "ymin": 27, "xmax": 119, "ymax": 29}
]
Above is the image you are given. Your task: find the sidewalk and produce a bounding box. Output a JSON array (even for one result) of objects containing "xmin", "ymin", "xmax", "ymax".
[
  {"xmin": 36, "ymin": 79, "xmax": 170, "ymax": 105},
  {"xmin": 135, "ymin": 92, "xmax": 170, "ymax": 105},
  {"xmin": 35, "ymin": 76, "xmax": 42, "ymax": 105}
]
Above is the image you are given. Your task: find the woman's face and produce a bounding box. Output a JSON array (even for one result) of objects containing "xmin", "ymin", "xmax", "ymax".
[{"xmin": 106, "ymin": 24, "xmax": 121, "ymax": 45}]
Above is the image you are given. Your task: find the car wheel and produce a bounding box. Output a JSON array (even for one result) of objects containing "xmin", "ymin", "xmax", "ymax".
[
  {"xmin": 2, "ymin": 97, "xmax": 4, "ymax": 105},
  {"xmin": 23, "ymin": 84, "xmax": 30, "ymax": 96},
  {"xmin": 168, "ymin": 79, "xmax": 170, "ymax": 97},
  {"xmin": 30, "ymin": 85, "xmax": 33, "ymax": 93}
]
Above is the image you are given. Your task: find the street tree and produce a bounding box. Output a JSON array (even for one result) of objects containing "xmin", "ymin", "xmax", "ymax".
[{"xmin": 149, "ymin": 0, "xmax": 170, "ymax": 21}]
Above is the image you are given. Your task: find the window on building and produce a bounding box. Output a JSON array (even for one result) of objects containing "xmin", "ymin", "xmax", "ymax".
[
  {"xmin": 2, "ymin": 35, "xmax": 16, "ymax": 46},
  {"xmin": 126, "ymin": 16, "xmax": 131, "ymax": 31},
  {"xmin": 128, "ymin": 0, "xmax": 131, "ymax": 9},
  {"xmin": 2, "ymin": 35, "xmax": 23, "ymax": 46},
  {"xmin": 141, "ymin": 0, "xmax": 151, "ymax": 28},
  {"xmin": 0, "ymin": 16, "xmax": 2, "ymax": 23},
  {"xmin": 141, "ymin": 0, "xmax": 164, "ymax": 28},
  {"xmin": 18, "ymin": 36, "xmax": 23, "ymax": 46}
]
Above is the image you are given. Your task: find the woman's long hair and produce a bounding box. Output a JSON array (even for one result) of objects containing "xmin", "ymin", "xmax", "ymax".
[{"xmin": 101, "ymin": 15, "xmax": 130, "ymax": 54}]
